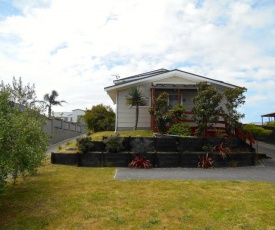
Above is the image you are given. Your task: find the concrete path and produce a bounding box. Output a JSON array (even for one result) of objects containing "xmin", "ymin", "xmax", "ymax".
[
  {"xmin": 115, "ymin": 141, "xmax": 275, "ymax": 182},
  {"xmin": 46, "ymin": 134, "xmax": 86, "ymax": 155}
]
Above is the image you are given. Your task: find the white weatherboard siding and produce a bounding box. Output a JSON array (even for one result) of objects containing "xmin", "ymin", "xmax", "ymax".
[{"xmin": 116, "ymin": 85, "xmax": 151, "ymax": 130}]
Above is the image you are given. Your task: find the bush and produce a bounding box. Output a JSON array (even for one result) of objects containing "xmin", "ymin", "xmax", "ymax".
[
  {"xmin": 172, "ymin": 104, "xmax": 187, "ymax": 120},
  {"xmin": 103, "ymin": 133, "xmax": 124, "ymax": 153},
  {"xmin": 76, "ymin": 137, "xmax": 94, "ymax": 152},
  {"xmin": 266, "ymin": 121, "xmax": 275, "ymax": 127},
  {"xmin": 168, "ymin": 122, "xmax": 191, "ymax": 136},
  {"xmin": 242, "ymin": 123, "xmax": 272, "ymax": 138}
]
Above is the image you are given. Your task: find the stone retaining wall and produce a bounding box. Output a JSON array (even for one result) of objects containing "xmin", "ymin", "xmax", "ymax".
[{"xmin": 51, "ymin": 152, "xmax": 255, "ymax": 168}]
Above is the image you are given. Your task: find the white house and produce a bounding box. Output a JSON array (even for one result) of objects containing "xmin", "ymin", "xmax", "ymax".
[
  {"xmin": 104, "ymin": 69, "xmax": 239, "ymax": 132},
  {"xmin": 54, "ymin": 109, "xmax": 85, "ymax": 123}
]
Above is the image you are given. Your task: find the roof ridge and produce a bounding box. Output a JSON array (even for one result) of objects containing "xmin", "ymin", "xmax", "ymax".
[
  {"xmin": 113, "ymin": 68, "xmax": 170, "ymax": 85},
  {"xmin": 123, "ymin": 68, "xmax": 169, "ymax": 79}
]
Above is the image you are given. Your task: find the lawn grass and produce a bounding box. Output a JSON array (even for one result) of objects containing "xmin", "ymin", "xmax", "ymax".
[
  {"xmin": 0, "ymin": 158, "xmax": 274, "ymax": 229},
  {"xmin": 90, "ymin": 130, "xmax": 154, "ymax": 141}
]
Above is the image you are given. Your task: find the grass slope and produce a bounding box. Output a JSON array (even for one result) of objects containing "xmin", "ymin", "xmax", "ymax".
[
  {"xmin": 0, "ymin": 158, "xmax": 274, "ymax": 229},
  {"xmin": 90, "ymin": 130, "xmax": 154, "ymax": 141}
]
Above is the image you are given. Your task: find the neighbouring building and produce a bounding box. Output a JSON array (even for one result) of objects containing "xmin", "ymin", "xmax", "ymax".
[
  {"xmin": 54, "ymin": 109, "xmax": 85, "ymax": 123},
  {"xmin": 104, "ymin": 68, "xmax": 240, "ymax": 132},
  {"xmin": 261, "ymin": 112, "xmax": 275, "ymax": 125}
]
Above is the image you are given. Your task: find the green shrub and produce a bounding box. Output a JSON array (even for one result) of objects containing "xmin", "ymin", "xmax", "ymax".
[
  {"xmin": 65, "ymin": 141, "xmax": 71, "ymax": 146},
  {"xmin": 242, "ymin": 123, "xmax": 272, "ymax": 138},
  {"xmin": 172, "ymin": 104, "xmax": 187, "ymax": 120},
  {"xmin": 103, "ymin": 133, "xmax": 124, "ymax": 153},
  {"xmin": 266, "ymin": 121, "xmax": 275, "ymax": 127},
  {"xmin": 86, "ymin": 130, "xmax": 92, "ymax": 136},
  {"xmin": 168, "ymin": 122, "xmax": 191, "ymax": 136},
  {"xmin": 76, "ymin": 136, "xmax": 94, "ymax": 152}
]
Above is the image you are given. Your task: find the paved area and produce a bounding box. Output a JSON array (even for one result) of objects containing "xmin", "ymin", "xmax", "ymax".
[
  {"xmin": 115, "ymin": 141, "xmax": 275, "ymax": 182},
  {"xmin": 46, "ymin": 134, "xmax": 86, "ymax": 155},
  {"xmin": 115, "ymin": 163, "xmax": 275, "ymax": 182}
]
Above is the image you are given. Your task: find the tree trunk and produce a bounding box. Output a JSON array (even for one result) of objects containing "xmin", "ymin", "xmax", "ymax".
[
  {"xmin": 134, "ymin": 105, "xmax": 139, "ymax": 130},
  {"xmin": 48, "ymin": 105, "xmax": 52, "ymax": 118}
]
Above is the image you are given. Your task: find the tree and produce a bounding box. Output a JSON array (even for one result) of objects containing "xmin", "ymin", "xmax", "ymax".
[
  {"xmin": 43, "ymin": 90, "xmax": 66, "ymax": 117},
  {"xmin": 125, "ymin": 87, "xmax": 147, "ymax": 130},
  {"xmin": 192, "ymin": 82, "xmax": 223, "ymax": 137},
  {"xmin": 0, "ymin": 78, "xmax": 48, "ymax": 194},
  {"xmin": 223, "ymin": 87, "xmax": 247, "ymax": 135},
  {"xmin": 83, "ymin": 104, "xmax": 115, "ymax": 132},
  {"xmin": 148, "ymin": 92, "xmax": 174, "ymax": 135}
]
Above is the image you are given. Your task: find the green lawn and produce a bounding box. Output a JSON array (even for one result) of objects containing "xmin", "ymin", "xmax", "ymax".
[
  {"xmin": 90, "ymin": 130, "xmax": 154, "ymax": 141},
  {"xmin": 0, "ymin": 158, "xmax": 274, "ymax": 229}
]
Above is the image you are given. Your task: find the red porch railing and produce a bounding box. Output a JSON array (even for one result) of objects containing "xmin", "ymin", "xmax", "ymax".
[{"xmin": 151, "ymin": 112, "xmax": 255, "ymax": 146}]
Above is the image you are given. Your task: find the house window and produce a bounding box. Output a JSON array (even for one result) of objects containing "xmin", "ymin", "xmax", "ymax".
[{"xmin": 169, "ymin": 95, "xmax": 180, "ymax": 108}]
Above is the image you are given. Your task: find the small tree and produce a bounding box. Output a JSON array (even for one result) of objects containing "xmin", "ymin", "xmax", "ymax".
[
  {"xmin": 83, "ymin": 104, "xmax": 115, "ymax": 132},
  {"xmin": 43, "ymin": 90, "xmax": 66, "ymax": 118},
  {"xmin": 192, "ymin": 82, "xmax": 223, "ymax": 137},
  {"xmin": 223, "ymin": 87, "xmax": 247, "ymax": 135},
  {"xmin": 148, "ymin": 92, "xmax": 174, "ymax": 135},
  {"xmin": 125, "ymin": 87, "xmax": 147, "ymax": 130},
  {"xmin": 0, "ymin": 78, "xmax": 48, "ymax": 193}
]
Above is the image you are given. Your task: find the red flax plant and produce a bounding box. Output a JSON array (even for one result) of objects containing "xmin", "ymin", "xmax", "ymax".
[
  {"xmin": 128, "ymin": 155, "xmax": 153, "ymax": 169},
  {"xmin": 213, "ymin": 142, "xmax": 231, "ymax": 159},
  {"xmin": 198, "ymin": 153, "xmax": 214, "ymax": 168}
]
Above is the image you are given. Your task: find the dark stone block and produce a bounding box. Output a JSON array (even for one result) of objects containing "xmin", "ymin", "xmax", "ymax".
[
  {"xmin": 91, "ymin": 141, "xmax": 105, "ymax": 152},
  {"xmin": 103, "ymin": 152, "xmax": 131, "ymax": 167},
  {"xmin": 156, "ymin": 152, "xmax": 181, "ymax": 168},
  {"xmin": 51, "ymin": 153, "xmax": 79, "ymax": 165},
  {"xmin": 180, "ymin": 137, "xmax": 204, "ymax": 152},
  {"xmin": 79, "ymin": 152, "xmax": 102, "ymax": 167},
  {"xmin": 155, "ymin": 137, "xmax": 179, "ymax": 152}
]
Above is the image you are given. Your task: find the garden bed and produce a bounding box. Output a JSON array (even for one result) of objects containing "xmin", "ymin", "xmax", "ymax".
[{"xmin": 52, "ymin": 136, "xmax": 255, "ymax": 168}]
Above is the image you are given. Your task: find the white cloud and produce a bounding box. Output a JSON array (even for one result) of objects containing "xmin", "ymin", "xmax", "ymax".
[{"xmin": 0, "ymin": 0, "xmax": 274, "ymax": 122}]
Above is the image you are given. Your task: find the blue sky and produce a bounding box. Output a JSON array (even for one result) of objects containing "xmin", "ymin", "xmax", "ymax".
[{"xmin": 0, "ymin": 0, "xmax": 274, "ymax": 123}]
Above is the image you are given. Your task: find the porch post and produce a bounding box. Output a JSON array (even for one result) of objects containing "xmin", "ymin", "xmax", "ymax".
[{"xmin": 151, "ymin": 88, "xmax": 155, "ymax": 130}]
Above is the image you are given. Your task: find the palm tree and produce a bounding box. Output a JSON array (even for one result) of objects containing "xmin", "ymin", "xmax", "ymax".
[
  {"xmin": 43, "ymin": 90, "xmax": 66, "ymax": 117},
  {"xmin": 125, "ymin": 87, "xmax": 147, "ymax": 130}
]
